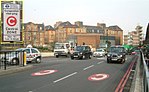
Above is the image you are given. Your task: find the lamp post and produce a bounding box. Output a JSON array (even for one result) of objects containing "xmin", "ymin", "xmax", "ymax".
[{"xmin": 106, "ymin": 29, "xmax": 108, "ymax": 48}]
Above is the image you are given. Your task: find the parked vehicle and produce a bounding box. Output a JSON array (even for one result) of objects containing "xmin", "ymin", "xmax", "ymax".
[
  {"xmin": 131, "ymin": 50, "xmax": 140, "ymax": 55},
  {"xmin": 70, "ymin": 45, "xmax": 92, "ymax": 60},
  {"xmin": 93, "ymin": 48, "xmax": 106, "ymax": 57},
  {"xmin": 0, "ymin": 51, "xmax": 20, "ymax": 65},
  {"xmin": 107, "ymin": 46, "xmax": 126, "ymax": 63},
  {"xmin": 16, "ymin": 47, "xmax": 41, "ymax": 63},
  {"xmin": 54, "ymin": 43, "xmax": 70, "ymax": 58}
]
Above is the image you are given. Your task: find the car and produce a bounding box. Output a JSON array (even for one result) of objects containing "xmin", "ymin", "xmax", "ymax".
[
  {"xmin": 107, "ymin": 46, "xmax": 126, "ymax": 63},
  {"xmin": 16, "ymin": 47, "xmax": 41, "ymax": 63},
  {"xmin": 93, "ymin": 49, "xmax": 106, "ymax": 57},
  {"xmin": 145, "ymin": 49, "xmax": 149, "ymax": 59},
  {"xmin": 0, "ymin": 51, "xmax": 20, "ymax": 65},
  {"xmin": 131, "ymin": 50, "xmax": 140, "ymax": 55},
  {"xmin": 54, "ymin": 43, "xmax": 70, "ymax": 58},
  {"xmin": 70, "ymin": 45, "xmax": 92, "ymax": 60}
]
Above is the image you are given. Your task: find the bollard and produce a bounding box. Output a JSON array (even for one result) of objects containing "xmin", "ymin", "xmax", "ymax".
[
  {"xmin": 23, "ymin": 51, "xmax": 27, "ymax": 66},
  {"xmin": 4, "ymin": 52, "xmax": 7, "ymax": 70}
]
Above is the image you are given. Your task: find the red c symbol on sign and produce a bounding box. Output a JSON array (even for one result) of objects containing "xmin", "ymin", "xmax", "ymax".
[{"xmin": 7, "ymin": 16, "xmax": 17, "ymax": 26}]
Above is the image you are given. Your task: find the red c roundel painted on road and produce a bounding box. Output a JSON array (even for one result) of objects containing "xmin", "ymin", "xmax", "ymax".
[
  {"xmin": 88, "ymin": 73, "xmax": 109, "ymax": 81},
  {"xmin": 31, "ymin": 70, "xmax": 58, "ymax": 76}
]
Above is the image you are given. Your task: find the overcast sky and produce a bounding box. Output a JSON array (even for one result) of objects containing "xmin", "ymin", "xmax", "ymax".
[{"xmin": 17, "ymin": 0, "xmax": 149, "ymax": 35}]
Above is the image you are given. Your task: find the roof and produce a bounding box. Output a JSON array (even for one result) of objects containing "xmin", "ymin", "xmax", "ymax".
[
  {"xmin": 57, "ymin": 21, "xmax": 72, "ymax": 28},
  {"xmin": 23, "ymin": 22, "xmax": 44, "ymax": 31},
  {"xmin": 108, "ymin": 25, "xmax": 123, "ymax": 31},
  {"xmin": 45, "ymin": 25, "xmax": 55, "ymax": 31}
]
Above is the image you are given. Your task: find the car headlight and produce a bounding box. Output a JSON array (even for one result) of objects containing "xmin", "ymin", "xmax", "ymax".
[
  {"xmin": 80, "ymin": 52, "xmax": 83, "ymax": 55},
  {"xmin": 107, "ymin": 54, "xmax": 110, "ymax": 57},
  {"xmin": 119, "ymin": 55, "xmax": 123, "ymax": 57}
]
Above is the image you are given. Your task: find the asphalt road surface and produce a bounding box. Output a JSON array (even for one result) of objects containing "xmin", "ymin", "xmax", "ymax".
[{"xmin": 0, "ymin": 55, "xmax": 134, "ymax": 92}]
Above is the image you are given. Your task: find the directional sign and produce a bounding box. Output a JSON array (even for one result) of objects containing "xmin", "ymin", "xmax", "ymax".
[
  {"xmin": 88, "ymin": 73, "xmax": 109, "ymax": 81},
  {"xmin": 31, "ymin": 70, "xmax": 58, "ymax": 76},
  {"xmin": 2, "ymin": 3, "xmax": 21, "ymax": 41}
]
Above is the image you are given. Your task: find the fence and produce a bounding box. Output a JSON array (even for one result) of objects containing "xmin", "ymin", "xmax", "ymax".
[
  {"xmin": 0, "ymin": 50, "xmax": 26, "ymax": 70},
  {"xmin": 141, "ymin": 51, "xmax": 149, "ymax": 92}
]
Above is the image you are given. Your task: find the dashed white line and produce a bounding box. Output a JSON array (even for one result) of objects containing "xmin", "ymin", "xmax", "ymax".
[
  {"xmin": 53, "ymin": 72, "xmax": 77, "ymax": 83},
  {"xmin": 97, "ymin": 61, "xmax": 104, "ymax": 64},
  {"xmin": 83, "ymin": 65, "xmax": 94, "ymax": 70}
]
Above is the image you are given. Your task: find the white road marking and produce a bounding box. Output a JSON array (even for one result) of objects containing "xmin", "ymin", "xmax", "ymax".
[
  {"xmin": 97, "ymin": 57, "xmax": 106, "ymax": 60},
  {"xmin": 83, "ymin": 65, "xmax": 94, "ymax": 70},
  {"xmin": 53, "ymin": 72, "xmax": 77, "ymax": 83},
  {"xmin": 97, "ymin": 61, "xmax": 104, "ymax": 64}
]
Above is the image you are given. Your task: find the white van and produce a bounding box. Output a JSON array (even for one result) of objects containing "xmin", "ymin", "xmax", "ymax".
[{"xmin": 54, "ymin": 43, "xmax": 70, "ymax": 58}]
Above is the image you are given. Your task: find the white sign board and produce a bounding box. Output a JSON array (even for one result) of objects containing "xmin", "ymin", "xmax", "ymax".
[{"xmin": 3, "ymin": 3, "xmax": 21, "ymax": 41}]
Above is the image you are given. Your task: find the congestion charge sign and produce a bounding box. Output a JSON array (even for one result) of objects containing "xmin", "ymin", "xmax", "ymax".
[
  {"xmin": 2, "ymin": 3, "xmax": 21, "ymax": 41},
  {"xmin": 7, "ymin": 16, "xmax": 17, "ymax": 26}
]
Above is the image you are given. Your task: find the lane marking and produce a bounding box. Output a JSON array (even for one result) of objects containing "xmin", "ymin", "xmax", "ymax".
[
  {"xmin": 97, "ymin": 61, "xmax": 104, "ymax": 64},
  {"xmin": 53, "ymin": 72, "xmax": 77, "ymax": 83},
  {"xmin": 83, "ymin": 65, "xmax": 94, "ymax": 70}
]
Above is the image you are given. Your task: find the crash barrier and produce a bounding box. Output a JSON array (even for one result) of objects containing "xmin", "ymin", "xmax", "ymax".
[
  {"xmin": 0, "ymin": 50, "xmax": 26, "ymax": 70},
  {"xmin": 130, "ymin": 51, "xmax": 149, "ymax": 92},
  {"xmin": 141, "ymin": 51, "xmax": 149, "ymax": 92}
]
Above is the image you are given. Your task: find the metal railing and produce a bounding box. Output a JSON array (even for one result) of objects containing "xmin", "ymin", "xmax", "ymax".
[
  {"xmin": 0, "ymin": 50, "xmax": 25, "ymax": 70},
  {"xmin": 141, "ymin": 51, "xmax": 149, "ymax": 92}
]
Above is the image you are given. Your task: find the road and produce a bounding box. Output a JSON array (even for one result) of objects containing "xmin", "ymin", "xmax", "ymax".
[{"xmin": 0, "ymin": 55, "xmax": 135, "ymax": 92}]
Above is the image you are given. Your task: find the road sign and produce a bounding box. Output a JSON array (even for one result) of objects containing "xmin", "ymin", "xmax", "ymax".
[
  {"xmin": 2, "ymin": 2, "xmax": 21, "ymax": 42},
  {"xmin": 7, "ymin": 16, "xmax": 17, "ymax": 26},
  {"xmin": 88, "ymin": 73, "xmax": 109, "ymax": 81},
  {"xmin": 31, "ymin": 70, "xmax": 58, "ymax": 76}
]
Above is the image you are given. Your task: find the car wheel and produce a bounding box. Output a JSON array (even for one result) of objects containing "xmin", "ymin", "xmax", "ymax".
[
  {"xmin": 36, "ymin": 57, "xmax": 41, "ymax": 63},
  {"xmin": 12, "ymin": 58, "xmax": 19, "ymax": 65},
  {"xmin": 71, "ymin": 56, "xmax": 74, "ymax": 60},
  {"xmin": 89, "ymin": 55, "xmax": 91, "ymax": 59},
  {"xmin": 120, "ymin": 58, "xmax": 125, "ymax": 64},
  {"xmin": 56, "ymin": 55, "xmax": 59, "ymax": 58},
  {"xmin": 107, "ymin": 59, "xmax": 110, "ymax": 63}
]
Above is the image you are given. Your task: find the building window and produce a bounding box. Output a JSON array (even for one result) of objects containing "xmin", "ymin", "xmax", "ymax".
[
  {"xmin": 92, "ymin": 29, "xmax": 94, "ymax": 33},
  {"xmin": 97, "ymin": 30, "xmax": 99, "ymax": 33},
  {"xmin": 76, "ymin": 29, "xmax": 79, "ymax": 32},
  {"xmin": 40, "ymin": 27, "xmax": 42, "ymax": 30}
]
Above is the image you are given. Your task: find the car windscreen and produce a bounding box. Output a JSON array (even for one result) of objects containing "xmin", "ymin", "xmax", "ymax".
[
  {"xmin": 96, "ymin": 49, "xmax": 104, "ymax": 52},
  {"xmin": 109, "ymin": 47, "xmax": 124, "ymax": 53},
  {"xmin": 54, "ymin": 44, "xmax": 68, "ymax": 49},
  {"xmin": 75, "ymin": 46, "xmax": 85, "ymax": 51}
]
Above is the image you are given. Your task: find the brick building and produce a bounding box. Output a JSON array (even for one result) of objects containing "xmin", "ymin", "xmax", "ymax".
[
  {"xmin": 23, "ymin": 22, "xmax": 45, "ymax": 47},
  {"xmin": 44, "ymin": 25, "xmax": 55, "ymax": 45},
  {"xmin": 107, "ymin": 25, "xmax": 123, "ymax": 45},
  {"xmin": 54, "ymin": 21, "xmax": 123, "ymax": 49},
  {"xmin": 123, "ymin": 25, "xmax": 143, "ymax": 46},
  {"xmin": 76, "ymin": 34, "xmax": 100, "ymax": 50}
]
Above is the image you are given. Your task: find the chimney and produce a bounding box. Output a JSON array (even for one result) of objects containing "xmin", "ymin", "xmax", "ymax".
[
  {"xmin": 75, "ymin": 21, "xmax": 83, "ymax": 27},
  {"xmin": 97, "ymin": 23, "xmax": 106, "ymax": 29}
]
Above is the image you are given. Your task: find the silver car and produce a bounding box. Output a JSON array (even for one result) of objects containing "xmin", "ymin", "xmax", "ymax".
[
  {"xmin": 93, "ymin": 49, "xmax": 106, "ymax": 57},
  {"xmin": 0, "ymin": 51, "xmax": 20, "ymax": 65}
]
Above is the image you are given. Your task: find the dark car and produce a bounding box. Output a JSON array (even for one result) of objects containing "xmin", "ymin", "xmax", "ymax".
[
  {"xmin": 107, "ymin": 46, "xmax": 126, "ymax": 63},
  {"xmin": 70, "ymin": 45, "xmax": 92, "ymax": 60},
  {"xmin": 145, "ymin": 49, "xmax": 149, "ymax": 59}
]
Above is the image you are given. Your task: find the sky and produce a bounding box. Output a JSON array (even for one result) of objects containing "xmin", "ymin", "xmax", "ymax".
[{"xmin": 2, "ymin": 0, "xmax": 149, "ymax": 35}]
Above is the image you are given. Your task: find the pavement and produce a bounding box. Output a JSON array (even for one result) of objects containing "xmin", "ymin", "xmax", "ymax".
[{"xmin": 0, "ymin": 52, "xmax": 54, "ymax": 76}]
